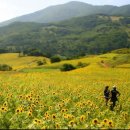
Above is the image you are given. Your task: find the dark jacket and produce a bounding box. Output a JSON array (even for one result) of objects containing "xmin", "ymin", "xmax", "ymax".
[
  {"xmin": 111, "ymin": 89, "xmax": 120, "ymax": 101},
  {"xmin": 104, "ymin": 89, "xmax": 110, "ymax": 99}
]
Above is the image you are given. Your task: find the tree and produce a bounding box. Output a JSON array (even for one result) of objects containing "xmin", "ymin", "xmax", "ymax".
[
  {"xmin": 50, "ymin": 55, "xmax": 62, "ymax": 63},
  {"xmin": 60, "ymin": 63, "xmax": 76, "ymax": 71},
  {"xmin": 0, "ymin": 64, "xmax": 12, "ymax": 71}
]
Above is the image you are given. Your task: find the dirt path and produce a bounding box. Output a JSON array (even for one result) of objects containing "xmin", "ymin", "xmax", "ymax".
[{"xmin": 100, "ymin": 61, "xmax": 110, "ymax": 68}]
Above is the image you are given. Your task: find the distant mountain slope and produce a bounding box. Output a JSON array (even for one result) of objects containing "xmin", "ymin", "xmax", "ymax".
[
  {"xmin": 0, "ymin": 14, "xmax": 130, "ymax": 58},
  {"xmin": 0, "ymin": 1, "xmax": 130, "ymax": 27}
]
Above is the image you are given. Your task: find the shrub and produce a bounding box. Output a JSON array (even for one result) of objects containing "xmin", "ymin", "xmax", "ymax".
[
  {"xmin": 37, "ymin": 61, "xmax": 44, "ymax": 66},
  {"xmin": 0, "ymin": 64, "xmax": 12, "ymax": 71},
  {"xmin": 60, "ymin": 64, "xmax": 76, "ymax": 71},
  {"xmin": 24, "ymin": 49, "xmax": 43, "ymax": 56},
  {"xmin": 50, "ymin": 55, "xmax": 62, "ymax": 63},
  {"xmin": 112, "ymin": 57, "xmax": 117, "ymax": 60},
  {"xmin": 37, "ymin": 59, "xmax": 47, "ymax": 66},
  {"xmin": 77, "ymin": 62, "xmax": 89, "ymax": 68}
]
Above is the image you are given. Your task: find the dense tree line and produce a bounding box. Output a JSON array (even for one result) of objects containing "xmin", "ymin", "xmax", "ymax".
[{"xmin": 0, "ymin": 15, "xmax": 130, "ymax": 58}]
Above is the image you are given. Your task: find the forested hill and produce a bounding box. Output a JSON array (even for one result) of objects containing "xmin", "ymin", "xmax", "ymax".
[
  {"xmin": 0, "ymin": 1, "xmax": 130, "ymax": 26},
  {"xmin": 0, "ymin": 14, "xmax": 130, "ymax": 58}
]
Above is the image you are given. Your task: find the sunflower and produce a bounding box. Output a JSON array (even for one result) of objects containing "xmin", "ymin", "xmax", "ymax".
[
  {"xmin": 69, "ymin": 120, "xmax": 75, "ymax": 127},
  {"xmin": 1, "ymin": 106, "xmax": 7, "ymax": 112},
  {"xmin": 68, "ymin": 114, "xmax": 74, "ymax": 120},
  {"xmin": 52, "ymin": 92, "xmax": 56, "ymax": 95},
  {"xmin": 31, "ymin": 104, "xmax": 35, "ymax": 108},
  {"xmin": 37, "ymin": 120, "xmax": 42, "ymax": 124},
  {"xmin": 35, "ymin": 101, "xmax": 39, "ymax": 104},
  {"xmin": 103, "ymin": 119, "xmax": 108, "ymax": 124},
  {"xmin": 55, "ymin": 123, "xmax": 60, "ymax": 129},
  {"xmin": 19, "ymin": 95, "xmax": 23, "ymax": 99},
  {"xmin": 33, "ymin": 118, "xmax": 39, "ymax": 124},
  {"xmin": 100, "ymin": 122, "xmax": 105, "ymax": 127},
  {"xmin": 49, "ymin": 106, "xmax": 52, "ymax": 110},
  {"xmin": 92, "ymin": 118, "xmax": 99, "ymax": 125},
  {"xmin": 45, "ymin": 115, "xmax": 50, "ymax": 120},
  {"xmin": 28, "ymin": 111, "xmax": 32, "ymax": 117},
  {"xmin": 86, "ymin": 111, "xmax": 90, "ymax": 117},
  {"xmin": 63, "ymin": 114, "xmax": 68, "ymax": 119},
  {"xmin": 61, "ymin": 109, "xmax": 65, "ymax": 113},
  {"xmin": 3, "ymin": 102, "xmax": 8, "ymax": 107},
  {"xmin": 108, "ymin": 120, "xmax": 113, "ymax": 128},
  {"xmin": 52, "ymin": 114, "xmax": 56, "ymax": 120},
  {"xmin": 80, "ymin": 115, "xmax": 86, "ymax": 122},
  {"xmin": 29, "ymin": 98, "xmax": 33, "ymax": 101},
  {"xmin": 16, "ymin": 108, "xmax": 21, "ymax": 113},
  {"xmin": 61, "ymin": 108, "xmax": 68, "ymax": 113},
  {"xmin": 45, "ymin": 112, "xmax": 49, "ymax": 116}
]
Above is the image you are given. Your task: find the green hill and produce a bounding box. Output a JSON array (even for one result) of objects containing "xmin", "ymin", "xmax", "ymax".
[
  {"xmin": 0, "ymin": 51, "xmax": 129, "ymax": 73},
  {"xmin": 104, "ymin": 48, "xmax": 130, "ymax": 67},
  {"xmin": 14, "ymin": 50, "xmax": 130, "ymax": 72},
  {"xmin": 0, "ymin": 14, "xmax": 130, "ymax": 58},
  {"xmin": 0, "ymin": 1, "xmax": 130, "ymax": 27},
  {"xmin": 0, "ymin": 53, "xmax": 49, "ymax": 70}
]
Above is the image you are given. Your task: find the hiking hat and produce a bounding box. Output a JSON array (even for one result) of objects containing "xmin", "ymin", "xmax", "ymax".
[{"xmin": 113, "ymin": 85, "xmax": 116, "ymax": 89}]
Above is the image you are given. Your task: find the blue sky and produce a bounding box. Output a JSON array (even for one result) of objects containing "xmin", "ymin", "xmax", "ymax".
[{"xmin": 0, "ymin": 0, "xmax": 130, "ymax": 22}]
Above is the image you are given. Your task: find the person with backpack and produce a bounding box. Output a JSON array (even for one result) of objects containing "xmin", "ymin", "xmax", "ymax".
[
  {"xmin": 104, "ymin": 86, "xmax": 110, "ymax": 106},
  {"xmin": 110, "ymin": 86, "xmax": 120, "ymax": 110}
]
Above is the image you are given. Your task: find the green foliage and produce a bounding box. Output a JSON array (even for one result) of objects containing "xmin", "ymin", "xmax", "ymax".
[
  {"xmin": 0, "ymin": 49, "xmax": 8, "ymax": 53},
  {"xmin": 37, "ymin": 59, "xmax": 47, "ymax": 66},
  {"xmin": 23, "ymin": 49, "xmax": 44, "ymax": 56},
  {"xmin": 106, "ymin": 54, "xmax": 130, "ymax": 67},
  {"xmin": 120, "ymin": 17, "xmax": 130, "ymax": 25},
  {"xmin": 0, "ymin": 64, "xmax": 12, "ymax": 71},
  {"xmin": 77, "ymin": 62, "xmax": 89, "ymax": 68},
  {"xmin": 60, "ymin": 63, "xmax": 76, "ymax": 71},
  {"xmin": 111, "ymin": 48, "xmax": 130, "ymax": 54},
  {"xmin": 50, "ymin": 55, "xmax": 62, "ymax": 63},
  {"xmin": 0, "ymin": 15, "xmax": 130, "ymax": 58},
  {"xmin": 37, "ymin": 60, "xmax": 46, "ymax": 66}
]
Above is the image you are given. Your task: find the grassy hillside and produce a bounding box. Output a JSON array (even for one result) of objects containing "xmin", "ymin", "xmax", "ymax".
[
  {"xmin": 0, "ymin": 50, "xmax": 127, "ymax": 73},
  {"xmin": 0, "ymin": 49, "xmax": 129, "ymax": 72},
  {"xmin": 37, "ymin": 52, "xmax": 130, "ymax": 70},
  {"xmin": 0, "ymin": 53, "xmax": 49, "ymax": 70},
  {"xmin": 105, "ymin": 55, "xmax": 130, "ymax": 68}
]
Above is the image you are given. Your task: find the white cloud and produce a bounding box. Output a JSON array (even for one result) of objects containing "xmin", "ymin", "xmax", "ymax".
[{"xmin": 0, "ymin": 1, "xmax": 16, "ymax": 22}]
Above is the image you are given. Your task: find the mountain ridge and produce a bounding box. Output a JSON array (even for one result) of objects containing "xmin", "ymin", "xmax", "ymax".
[
  {"xmin": 0, "ymin": 1, "xmax": 130, "ymax": 27},
  {"xmin": 0, "ymin": 14, "xmax": 130, "ymax": 58}
]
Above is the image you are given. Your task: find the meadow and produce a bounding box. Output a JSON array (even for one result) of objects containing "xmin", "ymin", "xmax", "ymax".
[{"xmin": 0, "ymin": 53, "xmax": 130, "ymax": 129}]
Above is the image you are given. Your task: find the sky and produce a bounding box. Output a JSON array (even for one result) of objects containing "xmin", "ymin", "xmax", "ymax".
[{"xmin": 0, "ymin": 0, "xmax": 130, "ymax": 22}]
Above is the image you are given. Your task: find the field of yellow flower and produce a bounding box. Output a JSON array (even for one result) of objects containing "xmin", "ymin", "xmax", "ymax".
[{"xmin": 0, "ymin": 53, "xmax": 130, "ymax": 129}]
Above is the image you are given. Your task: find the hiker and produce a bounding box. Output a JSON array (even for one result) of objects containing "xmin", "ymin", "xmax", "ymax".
[
  {"xmin": 110, "ymin": 86, "xmax": 120, "ymax": 110},
  {"xmin": 104, "ymin": 86, "xmax": 110, "ymax": 106}
]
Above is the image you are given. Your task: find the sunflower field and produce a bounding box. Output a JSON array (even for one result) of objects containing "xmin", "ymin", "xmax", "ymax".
[{"xmin": 0, "ymin": 53, "xmax": 130, "ymax": 129}]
